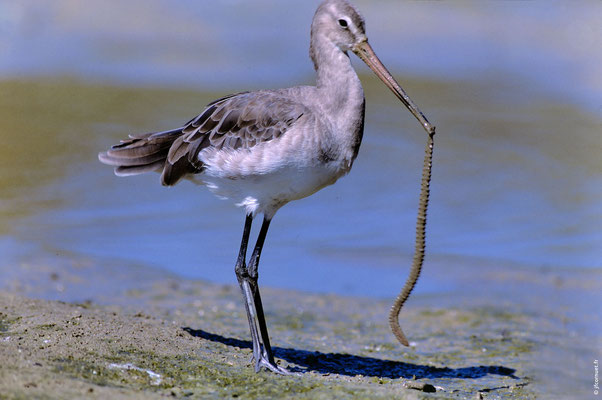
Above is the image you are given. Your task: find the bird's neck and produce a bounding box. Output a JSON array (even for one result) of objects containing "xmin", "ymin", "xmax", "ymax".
[
  {"xmin": 311, "ymin": 39, "xmax": 364, "ymax": 109},
  {"xmin": 311, "ymin": 36, "xmax": 365, "ymax": 141}
]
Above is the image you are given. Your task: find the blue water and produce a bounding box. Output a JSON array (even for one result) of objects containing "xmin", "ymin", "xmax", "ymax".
[{"xmin": 1, "ymin": 0, "xmax": 600, "ymax": 298}]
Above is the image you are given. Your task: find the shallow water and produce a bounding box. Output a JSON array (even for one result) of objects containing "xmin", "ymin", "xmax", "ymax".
[{"xmin": 1, "ymin": 1, "xmax": 601, "ymax": 299}]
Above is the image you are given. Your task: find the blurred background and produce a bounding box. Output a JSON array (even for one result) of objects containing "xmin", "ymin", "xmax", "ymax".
[{"xmin": 1, "ymin": 0, "xmax": 600, "ymax": 299}]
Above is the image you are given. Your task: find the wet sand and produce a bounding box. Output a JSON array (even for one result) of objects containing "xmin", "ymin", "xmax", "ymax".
[{"xmin": 1, "ymin": 259, "xmax": 599, "ymax": 399}]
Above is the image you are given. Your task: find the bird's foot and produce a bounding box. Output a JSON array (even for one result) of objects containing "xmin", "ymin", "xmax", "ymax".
[
  {"xmin": 251, "ymin": 348, "xmax": 296, "ymax": 375},
  {"xmin": 255, "ymin": 356, "xmax": 295, "ymax": 376}
]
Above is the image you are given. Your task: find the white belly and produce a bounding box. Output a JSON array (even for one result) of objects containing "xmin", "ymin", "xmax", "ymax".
[
  {"xmin": 192, "ymin": 136, "xmax": 351, "ymax": 217},
  {"xmin": 195, "ymin": 163, "xmax": 344, "ymax": 218}
]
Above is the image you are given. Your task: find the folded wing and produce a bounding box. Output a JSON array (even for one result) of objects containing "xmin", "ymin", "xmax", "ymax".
[{"xmin": 99, "ymin": 90, "xmax": 307, "ymax": 186}]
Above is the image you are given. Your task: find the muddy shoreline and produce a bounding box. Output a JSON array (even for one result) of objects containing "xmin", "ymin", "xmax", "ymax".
[{"xmin": 1, "ymin": 261, "xmax": 600, "ymax": 399}]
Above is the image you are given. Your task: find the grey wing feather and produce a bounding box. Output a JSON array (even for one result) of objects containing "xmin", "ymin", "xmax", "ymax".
[
  {"xmin": 100, "ymin": 91, "xmax": 307, "ymax": 187},
  {"xmin": 161, "ymin": 91, "xmax": 307, "ymax": 185},
  {"xmin": 185, "ymin": 91, "xmax": 306, "ymax": 150}
]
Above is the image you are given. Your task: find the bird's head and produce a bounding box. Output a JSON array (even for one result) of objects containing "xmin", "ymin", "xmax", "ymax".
[
  {"xmin": 312, "ymin": 0, "xmax": 435, "ymax": 135},
  {"xmin": 311, "ymin": 0, "xmax": 367, "ymax": 53}
]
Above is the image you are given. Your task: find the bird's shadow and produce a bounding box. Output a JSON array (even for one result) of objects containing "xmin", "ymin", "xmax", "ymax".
[{"xmin": 182, "ymin": 327, "xmax": 519, "ymax": 380}]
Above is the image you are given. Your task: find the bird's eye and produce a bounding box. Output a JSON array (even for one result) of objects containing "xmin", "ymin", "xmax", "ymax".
[{"xmin": 338, "ymin": 19, "xmax": 348, "ymax": 28}]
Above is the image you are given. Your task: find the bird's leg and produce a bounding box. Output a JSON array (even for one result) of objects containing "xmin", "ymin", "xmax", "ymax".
[
  {"xmin": 233, "ymin": 215, "xmax": 289, "ymax": 374},
  {"xmin": 248, "ymin": 218, "xmax": 292, "ymax": 374},
  {"xmin": 234, "ymin": 214, "xmax": 262, "ymax": 364},
  {"xmin": 235, "ymin": 215, "xmax": 291, "ymax": 374},
  {"xmin": 246, "ymin": 217, "xmax": 291, "ymax": 374}
]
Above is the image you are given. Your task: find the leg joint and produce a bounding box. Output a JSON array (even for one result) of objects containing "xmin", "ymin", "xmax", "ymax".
[{"xmin": 235, "ymin": 259, "xmax": 248, "ymax": 279}]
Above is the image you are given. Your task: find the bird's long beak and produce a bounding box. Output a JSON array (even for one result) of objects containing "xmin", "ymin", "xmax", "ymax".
[{"xmin": 353, "ymin": 41, "xmax": 435, "ymax": 135}]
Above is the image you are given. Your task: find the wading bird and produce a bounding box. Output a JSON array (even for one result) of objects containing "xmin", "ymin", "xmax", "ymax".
[{"xmin": 99, "ymin": 0, "xmax": 434, "ymax": 375}]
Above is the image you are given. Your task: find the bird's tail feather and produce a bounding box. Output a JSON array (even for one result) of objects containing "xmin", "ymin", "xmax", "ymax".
[{"xmin": 98, "ymin": 127, "xmax": 185, "ymax": 182}]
